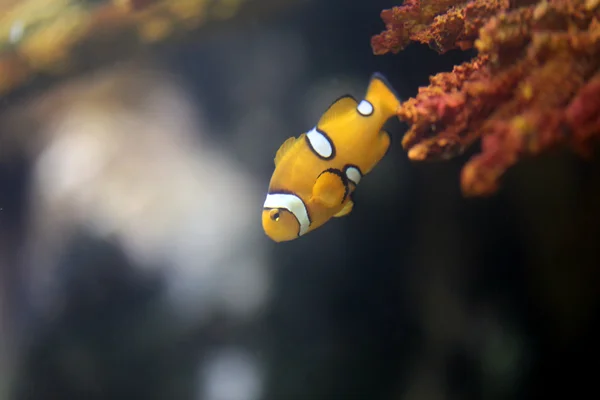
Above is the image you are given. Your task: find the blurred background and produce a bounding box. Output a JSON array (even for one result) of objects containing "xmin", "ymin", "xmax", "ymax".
[{"xmin": 0, "ymin": 0, "xmax": 599, "ymax": 399}]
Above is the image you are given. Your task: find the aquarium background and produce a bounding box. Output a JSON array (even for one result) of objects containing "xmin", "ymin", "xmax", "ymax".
[{"xmin": 0, "ymin": 0, "xmax": 598, "ymax": 399}]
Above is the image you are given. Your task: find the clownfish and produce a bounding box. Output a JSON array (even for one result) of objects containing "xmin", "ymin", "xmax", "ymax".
[{"xmin": 262, "ymin": 72, "xmax": 401, "ymax": 242}]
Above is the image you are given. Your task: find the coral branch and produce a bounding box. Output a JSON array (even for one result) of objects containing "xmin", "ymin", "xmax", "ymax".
[
  {"xmin": 566, "ymin": 70, "xmax": 600, "ymax": 155},
  {"xmin": 371, "ymin": 0, "xmax": 512, "ymax": 55},
  {"xmin": 374, "ymin": 0, "xmax": 600, "ymax": 196}
]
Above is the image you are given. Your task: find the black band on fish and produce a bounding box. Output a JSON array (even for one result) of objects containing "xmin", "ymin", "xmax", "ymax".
[
  {"xmin": 305, "ymin": 127, "xmax": 336, "ymax": 160},
  {"xmin": 318, "ymin": 168, "xmax": 350, "ymax": 204}
]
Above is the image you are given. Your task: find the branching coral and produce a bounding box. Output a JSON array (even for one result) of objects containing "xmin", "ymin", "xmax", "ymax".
[
  {"xmin": 373, "ymin": 0, "xmax": 600, "ymax": 196},
  {"xmin": 371, "ymin": 0, "xmax": 515, "ymax": 54}
]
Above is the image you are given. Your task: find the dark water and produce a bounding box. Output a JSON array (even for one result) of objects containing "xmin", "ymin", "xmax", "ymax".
[{"xmin": 1, "ymin": 0, "xmax": 599, "ymax": 399}]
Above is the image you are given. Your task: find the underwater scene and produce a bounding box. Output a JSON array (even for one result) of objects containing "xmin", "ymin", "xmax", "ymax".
[{"xmin": 0, "ymin": 0, "xmax": 599, "ymax": 399}]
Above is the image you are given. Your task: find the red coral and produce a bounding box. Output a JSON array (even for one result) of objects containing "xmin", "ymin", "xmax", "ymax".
[
  {"xmin": 371, "ymin": 0, "xmax": 512, "ymax": 55},
  {"xmin": 374, "ymin": 0, "xmax": 600, "ymax": 196},
  {"xmin": 566, "ymin": 71, "xmax": 600, "ymax": 156}
]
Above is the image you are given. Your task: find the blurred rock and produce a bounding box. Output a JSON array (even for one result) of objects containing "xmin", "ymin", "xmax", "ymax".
[{"xmin": 0, "ymin": 60, "xmax": 271, "ymax": 399}]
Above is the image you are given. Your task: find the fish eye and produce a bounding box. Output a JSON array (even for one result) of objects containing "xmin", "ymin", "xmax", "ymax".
[{"xmin": 269, "ymin": 209, "xmax": 280, "ymax": 222}]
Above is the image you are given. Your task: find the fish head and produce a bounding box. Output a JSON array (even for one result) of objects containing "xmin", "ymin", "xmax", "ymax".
[{"xmin": 262, "ymin": 207, "xmax": 300, "ymax": 242}]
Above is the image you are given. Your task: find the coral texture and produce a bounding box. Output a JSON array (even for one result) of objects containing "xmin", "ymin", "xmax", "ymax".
[
  {"xmin": 373, "ymin": 0, "xmax": 600, "ymax": 196},
  {"xmin": 371, "ymin": 0, "xmax": 512, "ymax": 54}
]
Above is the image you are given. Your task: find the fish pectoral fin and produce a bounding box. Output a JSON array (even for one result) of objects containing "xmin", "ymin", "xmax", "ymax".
[
  {"xmin": 274, "ymin": 134, "xmax": 303, "ymax": 166},
  {"xmin": 333, "ymin": 199, "xmax": 354, "ymax": 218},
  {"xmin": 311, "ymin": 171, "xmax": 347, "ymax": 208},
  {"xmin": 317, "ymin": 95, "xmax": 358, "ymax": 128}
]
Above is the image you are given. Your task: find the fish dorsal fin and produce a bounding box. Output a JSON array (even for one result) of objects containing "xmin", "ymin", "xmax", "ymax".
[
  {"xmin": 317, "ymin": 95, "xmax": 358, "ymax": 128},
  {"xmin": 274, "ymin": 134, "xmax": 303, "ymax": 166}
]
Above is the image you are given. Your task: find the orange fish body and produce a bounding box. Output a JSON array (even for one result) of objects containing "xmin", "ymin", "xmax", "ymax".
[{"xmin": 262, "ymin": 73, "xmax": 402, "ymax": 242}]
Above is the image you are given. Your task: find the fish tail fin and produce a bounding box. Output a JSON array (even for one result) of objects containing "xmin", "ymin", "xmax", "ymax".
[{"xmin": 365, "ymin": 72, "xmax": 402, "ymax": 119}]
